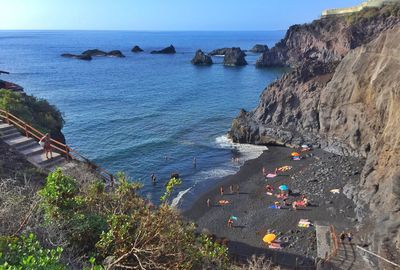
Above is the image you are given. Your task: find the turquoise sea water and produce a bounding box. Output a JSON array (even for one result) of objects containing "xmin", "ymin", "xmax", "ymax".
[{"xmin": 0, "ymin": 30, "xmax": 285, "ymax": 207}]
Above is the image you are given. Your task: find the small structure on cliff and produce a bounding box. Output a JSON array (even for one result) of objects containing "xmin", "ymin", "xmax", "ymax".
[{"xmin": 322, "ymin": 0, "xmax": 400, "ymax": 16}]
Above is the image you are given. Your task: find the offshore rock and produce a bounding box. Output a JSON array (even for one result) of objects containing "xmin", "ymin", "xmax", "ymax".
[
  {"xmin": 208, "ymin": 48, "xmax": 230, "ymax": 56},
  {"xmin": 250, "ymin": 44, "xmax": 269, "ymax": 53},
  {"xmin": 61, "ymin": 53, "xmax": 92, "ymax": 61},
  {"xmin": 191, "ymin": 50, "xmax": 213, "ymax": 65},
  {"xmin": 151, "ymin": 45, "xmax": 176, "ymax": 54},
  {"xmin": 0, "ymin": 80, "xmax": 24, "ymax": 92},
  {"xmin": 131, "ymin": 45, "xmax": 144, "ymax": 52},
  {"xmin": 223, "ymin": 48, "xmax": 247, "ymax": 66}
]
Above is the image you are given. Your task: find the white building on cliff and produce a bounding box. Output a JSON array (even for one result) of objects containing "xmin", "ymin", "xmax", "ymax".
[{"xmin": 322, "ymin": 0, "xmax": 400, "ymax": 17}]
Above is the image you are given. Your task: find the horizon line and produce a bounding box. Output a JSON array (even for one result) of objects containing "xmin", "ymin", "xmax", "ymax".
[{"xmin": 0, "ymin": 29, "xmax": 287, "ymax": 32}]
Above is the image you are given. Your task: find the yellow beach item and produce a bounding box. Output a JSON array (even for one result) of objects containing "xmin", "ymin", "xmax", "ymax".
[{"xmin": 263, "ymin": 233, "xmax": 276, "ymax": 244}]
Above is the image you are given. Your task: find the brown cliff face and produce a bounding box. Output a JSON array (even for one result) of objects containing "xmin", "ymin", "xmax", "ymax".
[
  {"xmin": 230, "ymin": 7, "xmax": 400, "ymax": 264},
  {"xmin": 256, "ymin": 5, "xmax": 400, "ymax": 68}
]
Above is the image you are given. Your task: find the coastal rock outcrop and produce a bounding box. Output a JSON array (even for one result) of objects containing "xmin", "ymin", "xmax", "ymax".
[
  {"xmin": 131, "ymin": 45, "xmax": 144, "ymax": 52},
  {"xmin": 62, "ymin": 49, "xmax": 125, "ymax": 60},
  {"xmin": 256, "ymin": 5, "xmax": 400, "ymax": 68},
  {"xmin": 191, "ymin": 50, "xmax": 213, "ymax": 65},
  {"xmin": 61, "ymin": 53, "xmax": 92, "ymax": 61},
  {"xmin": 150, "ymin": 45, "xmax": 176, "ymax": 54},
  {"xmin": 208, "ymin": 48, "xmax": 230, "ymax": 56},
  {"xmin": 230, "ymin": 5, "xmax": 400, "ymax": 265},
  {"xmin": 106, "ymin": 50, "xmax": 125, "ymax": 57},
  {"xmin": 250, "ymin": 44, "xmax": 269, "ymax": 53},
  {"xmin": 223, "ymin": 47, "xmax": 247, "ymax": 66},
  {"xmin": 0, "ymin": 80, "xmax": 24, "ymax": 92}
]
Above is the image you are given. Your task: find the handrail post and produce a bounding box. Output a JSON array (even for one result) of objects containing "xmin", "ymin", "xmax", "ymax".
[
  {"xmin": 24, "ymin": 123, "xmax": 29, "ymax": 137},
  {"xmin": 5, "ymin": 112, "xmax": 10, "ymax": 124},
  {"xmin": 65, "ymin": 146, "xmax": 70, "ymax": 161},
  {"xmin": 110, "ymin": 174, "xmax": 114, "ymax": 187}
]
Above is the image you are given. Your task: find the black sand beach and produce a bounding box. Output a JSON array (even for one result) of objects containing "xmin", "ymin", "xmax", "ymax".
[{"xmin": 183, "ymin": 146, "xmax": 364, "ymax": 267}]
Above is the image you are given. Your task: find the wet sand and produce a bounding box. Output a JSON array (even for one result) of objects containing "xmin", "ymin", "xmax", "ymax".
[{"xmin": 183, "ymin": 146, "xmax": 364, "ymax": 267}]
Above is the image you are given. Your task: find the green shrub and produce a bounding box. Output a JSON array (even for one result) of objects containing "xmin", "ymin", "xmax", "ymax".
[
  {"xmin": 0, "ymin": 89, "xmax": 64, "ymax": 139},
  {"xmin": 0, "ymin": 233, "xmax": 65, "ymax": 270}
]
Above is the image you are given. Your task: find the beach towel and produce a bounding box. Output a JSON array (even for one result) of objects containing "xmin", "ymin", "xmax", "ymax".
[
  {"xmin": 276, "ymin": 194, "xmax": 288, "ymax": 199},
  {"xmin": 292, "ymin": 156, "xmax": 301, "ymax": 161},
  {"xmin": 266, "ymin": 173, "xmax": 277, "ymax": 178},
  {"xmin": 268, "ymin": 242, "xmax": 282, "ymax": 249},
  {"xmin": 330, "ymin": 189, "xmax": 340, "ymax": 194},
  {"xmin": 230, "ymin": 216, "xmax": 238, "ymax": 221},
  {"xmin": 268, "ymin": 205, "xmax": 280, "ymax": 209},
  {"xmin": 295, "ymin": 201, "xmax": 306, "ymax": 207},
  {"xmin": 266, "ymin": 192, "xmax": 273, "ymax": 196},
  {"xmin": 219, "ymin": 200, "xmax": 230, "ymax": 205},
  {"xmin": 298, "ymin": 219, "xmax": 312, "ymax": 228},
  {"xmin": 277, "ymin": 166, "xmax": 292, "ymax": 172}
]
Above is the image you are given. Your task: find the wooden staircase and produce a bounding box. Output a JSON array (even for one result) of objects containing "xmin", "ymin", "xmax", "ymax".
[
  {"xmin": 0, "ymin": 109, "xmax": 114, "ymax": 183},
  {"xmin": 0, "ymin": 120, "xmax": 65, "ymax": 169}
]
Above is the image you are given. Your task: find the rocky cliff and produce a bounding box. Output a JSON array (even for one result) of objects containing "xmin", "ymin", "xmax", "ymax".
[
  {"xmin": 256, "ymin": 4, "xmax": 400, "ymax": 68},
  {"xmin": 229, "ymin": 5, "xmax": 400, "ymax": 266}
]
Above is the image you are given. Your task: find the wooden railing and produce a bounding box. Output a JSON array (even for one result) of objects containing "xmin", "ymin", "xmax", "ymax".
[{"xmin": 0, "ymin": 109, "xmax": 114, "ymax": 185}]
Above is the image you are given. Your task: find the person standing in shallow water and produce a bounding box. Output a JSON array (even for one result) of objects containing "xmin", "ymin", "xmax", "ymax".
[
  {"xmin": 207, "ymin": 198, "xmax": 211, "ymax": 207},
  {"xmin": 193, "ymin": 157, "xmax": 197, "ymax": 168},
  {"xmin": 220, "ymin": 186, "xmax": 224, "ymax": 196},
  {"xmin": 151, "ymin": 173, "xmax": 157, "ymax": 185}
]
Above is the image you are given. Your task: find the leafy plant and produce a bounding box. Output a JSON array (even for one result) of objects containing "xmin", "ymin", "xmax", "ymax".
[
  {"xmin": 0, "ymin": 233, "xmax": 65, "ymax": 270},
  {"xmin": 160, "ymin": 177, "xmax": 182, "ymax": 202},
  {"xmin": 0, "ymin": 89, "xmax": 64, "ymax": 140}
]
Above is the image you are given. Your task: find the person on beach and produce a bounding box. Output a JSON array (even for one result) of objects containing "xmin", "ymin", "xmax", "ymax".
[
  {"xmin": 274, "ymin": 201, "xmax": 281, "ymax": 209},
  {"xmin": 227, "ymin": 217, "xmax": 234, "ymax": 228},
  {"xmin": 262, "ymin": 167, "xmax": 267, "ymax": 177},
  {"xmin": 265, "ymin": 184, "xmax": 274, "ymax": 193},
  {"xmin": 229, "ymin": 185, "xmax": 234, "ymax": 194},
  {"xmin": 340, "ymin": 231, "xmax": 346, "ymax": 243},
  {"xmin": 347, "ymin": 232, "xmax": 353, "ymax": 243},
  {"xmin": 151, "ymin": 173, "xmax": 157, "ymax": 185},
  {"xmin": 207, "ymin": 198, "xmax": 211, "ymax": 207},
  {"xmin": 220, "ymin": 186, "xmax": 224, "ymax": 196},
  {"xmin": 40, "ymin": 134, "xmax": 52, "ymax": 159}
]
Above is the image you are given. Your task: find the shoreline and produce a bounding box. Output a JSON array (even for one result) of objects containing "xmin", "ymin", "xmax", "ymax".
[{"xmin": 182, "ymin": 145, "xmax": 365, "ymax": 265}]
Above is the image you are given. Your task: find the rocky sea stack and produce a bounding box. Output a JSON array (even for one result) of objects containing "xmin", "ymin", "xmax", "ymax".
[
  {"xmin": 250, "ymin": 44, "xmax": 269, "ymax": 53},
  {"xmin": 61, "ymin": 49, "xmax": 125, "ymax": 60},
  {"xmin": 223, "ymin": 47, "xmax": 247, "ymax": 66},
  {"xmin": 150, "ymin": 45, "xmax": 176, "ymax": 54},
  {"xmin": 229, "ymin": 4, "xmax": 400, "ymax": 265},
  {"xmin": 208, "ymin": 48, "xmax": 230, "ymax": 56},
  {"xmin": 191, "ymin": 50, "xmax": 213, "ymax": 65},
  {"xmin": 131, "ymin": 45, "xmax": 144, "ymax": 52},
  {"xmin": 61, "ymin": 53, "xmax": 92, "ymax": 61}
]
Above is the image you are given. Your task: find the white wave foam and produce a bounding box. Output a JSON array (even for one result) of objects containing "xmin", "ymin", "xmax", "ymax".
[
  {"xmin": 171, "ymin": 187, "xmax": 191, "ymax": 208},
  {"xmin": 215, "ymin": 134, "xmax": 268, "ymax": 161},
  {"xmin": 196, "ymin": 168, "xmax": 237, "ymax": 181}
]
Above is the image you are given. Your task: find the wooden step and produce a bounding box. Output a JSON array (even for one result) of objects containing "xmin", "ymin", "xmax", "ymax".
[
  {"xmin": 4, "ymin": 136, "xmax": 36, "ymax": 149},
  {"xmin": 0, "ymin": 127, "xmax": 19, "ymax": 136},
  {"xmin": 0, "ymin": 123, "xmax": 15, "ymax": 132},
  {"xmin": 1, "ymin": 131, "xmax": 22, "ymax": 140},
  {"xmin": 20, "ymin": 145, "xmax": 45, "ymax": 157}
]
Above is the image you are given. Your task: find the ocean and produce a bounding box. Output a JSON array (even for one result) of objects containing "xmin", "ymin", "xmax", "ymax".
[{"xmin": 0, "ymin": 30, "xmax": 285, "ymax": 208}]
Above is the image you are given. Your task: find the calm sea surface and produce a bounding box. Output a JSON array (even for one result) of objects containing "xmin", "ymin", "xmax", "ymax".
[{"xmin": 0, "ymin": 30, "xmax": 285, "ymax": 207}]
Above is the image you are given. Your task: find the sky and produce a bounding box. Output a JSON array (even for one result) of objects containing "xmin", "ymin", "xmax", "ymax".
[{"xmin": 0, "ymin": 0, "xmax": 363, "ymax": 31}]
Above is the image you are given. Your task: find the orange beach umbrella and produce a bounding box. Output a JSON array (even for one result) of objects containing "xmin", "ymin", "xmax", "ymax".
[
  {"xmin": 263, "ymin": 233, "xmax": 276, "ymax": 244},
  {"xmin": 291, "ymin": 152, "xmax": 300, "ymax": 157}
]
